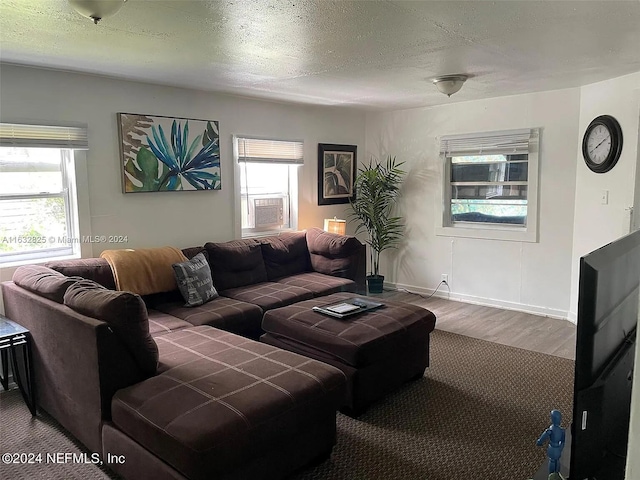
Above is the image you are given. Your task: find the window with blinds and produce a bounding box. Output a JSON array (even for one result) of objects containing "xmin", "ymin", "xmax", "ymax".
[
  {"xmin": 0, "ymin": 123, "xmax": 86, "ymax": 264},
  {"xmin": 235, "ymin": 136, "xmax": 303, "ymax": 237},
  {"xmin": 438, "ymin": 128, "xmax": 540, "ymax": 242}
]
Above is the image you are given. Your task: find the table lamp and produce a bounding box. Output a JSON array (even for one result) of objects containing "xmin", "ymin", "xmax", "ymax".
[{"xmin": 324, "ymin": 217, "xmax": 346, "ymax": 235}]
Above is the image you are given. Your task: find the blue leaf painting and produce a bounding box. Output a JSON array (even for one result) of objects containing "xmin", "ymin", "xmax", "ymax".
[{"xmin": 120, "ymin": 113, "xmax": 221, "ymax": 193}]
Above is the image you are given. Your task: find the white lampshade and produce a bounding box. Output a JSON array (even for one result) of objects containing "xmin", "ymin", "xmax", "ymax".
[
  {"xmin": 432, "ymin": 75, "xmax": 468, "ymax": 97},
  {"xmin": 324, "ymin": 217, "xmax": 346, "ymax": 235},
  {"xmin": 69, "ymin": 0, "xmax": 127, "ymax": 24}
]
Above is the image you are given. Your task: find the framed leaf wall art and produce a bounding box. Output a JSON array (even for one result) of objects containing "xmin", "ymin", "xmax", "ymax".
[
  {"xmin": 118, "ymin": 113, "xmax": 221, "ymax": 193},
  {"xmin": 318, "ymin": 143, "xmax": 357, "ymax": 205}
]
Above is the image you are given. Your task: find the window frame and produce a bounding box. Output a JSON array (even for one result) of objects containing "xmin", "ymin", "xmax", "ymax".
[
  {"xmin": 0, "ymin": 149, "xmax": 81, "ymax": 265},
  {"xmin": 233, "ymin": 135, "xmax": 302, "ymax": 239},
  {"xmin": 436, "ymin": 128, "xmax": 540, "ymax": 243},
  {"xmin": 0, "ymin": 122, "xmax": 87, "ymax": 266}
]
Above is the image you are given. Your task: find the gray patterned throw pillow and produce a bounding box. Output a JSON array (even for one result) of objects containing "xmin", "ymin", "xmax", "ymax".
[{"xmin": 172, "ymin": 252, "xmax": 218, "ymax": 307}]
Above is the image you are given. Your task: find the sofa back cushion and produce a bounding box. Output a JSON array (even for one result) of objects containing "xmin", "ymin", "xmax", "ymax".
[
  {"xmin": 64, "ymin": 279, "xmax": 158, "ymax": 376},
  {"xmin": 260, "ymin": 232, "xmax": 310, "ymax": 280},
  {"xmin": 306, "ymin": 227, "xmax": 364, "ymax": 279},
  {"xmin": 12, "ymin": 265, "xmax": 80, "ymax": 303},
  {"xmin": 204, "ymin": 239, "xmax": 268, "ymax": 290},
  {"xmin": 181, "ymin": 246, "xmax": 208, "ymax": 262},
  {"xmin": 44, "ymin": 258, "xmax": 117, "ymax": 290}
]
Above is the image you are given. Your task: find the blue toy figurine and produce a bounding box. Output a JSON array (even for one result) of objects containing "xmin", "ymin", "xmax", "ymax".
[{"xmin": 536, "ymin": 409, "xmax": 566, "ymax": 479}]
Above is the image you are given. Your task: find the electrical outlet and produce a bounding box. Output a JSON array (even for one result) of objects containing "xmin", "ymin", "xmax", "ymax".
[{"xmin": 441, "ymin": 274, "xmax": 448, "ymax": 284}]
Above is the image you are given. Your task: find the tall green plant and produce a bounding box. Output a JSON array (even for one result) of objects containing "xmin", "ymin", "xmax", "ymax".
[{"xmin": 349, "ymin": 156, "xmax": 405, "ymax": 277}]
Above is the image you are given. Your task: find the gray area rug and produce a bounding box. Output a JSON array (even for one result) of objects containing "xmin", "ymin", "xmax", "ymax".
[{"xmin": 0, "ymin": 330, "xmax": 573, "ymax": 479}]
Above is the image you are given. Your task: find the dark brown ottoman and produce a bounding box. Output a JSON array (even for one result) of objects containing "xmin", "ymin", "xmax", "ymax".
[{"xmin": 261, "ymin": 293, "xmax": 436, "ymax": 415}]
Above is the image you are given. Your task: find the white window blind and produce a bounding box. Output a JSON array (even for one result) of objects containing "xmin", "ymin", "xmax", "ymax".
[
  {"xmin": 440, "ymin": 128, "xmax": 533, "ymax": 156},
  {"xmin": 0, "ymin": 123, "xmax": 89, "ymax": 150},
  {"xmin": 237, "ymin": 137, "xmax": 303, "ymax": 164}
]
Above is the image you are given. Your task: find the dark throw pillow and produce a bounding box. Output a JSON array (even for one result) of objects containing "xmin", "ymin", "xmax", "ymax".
[
  {"xmin": 64, "ymin": 279, "xmax": 159, "ymax": 376},
  {"xmin": 12, "ymin": 265, "xmax": 81, "ymax": 303},
  {"xmin": 172, "ymin": 252, "xmax": 218, "ymax": 307}
]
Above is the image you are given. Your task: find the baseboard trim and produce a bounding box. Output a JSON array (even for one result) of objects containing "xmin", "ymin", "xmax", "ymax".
[{"xmin": 386, "ymin": 281, "xmax": 570, "ymax": 321}]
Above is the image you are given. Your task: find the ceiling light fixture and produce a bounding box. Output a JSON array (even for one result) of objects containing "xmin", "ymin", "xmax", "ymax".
[
  {"xmin": 68, "ymin": 0, "xmax": 127, "ymax": 24},
  {"xmin": 432, "ymin": 75, "xmax": 468, "ymax": 97}
]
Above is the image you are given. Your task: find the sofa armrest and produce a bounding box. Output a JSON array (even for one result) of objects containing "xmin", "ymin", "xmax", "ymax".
[
  {"xmin": 305, "ymin": 228, "xmax": 366, "ymax": 295},
  {"xmin": 1, "ymin": 281, "xmax": 144, "ymax": 454}
]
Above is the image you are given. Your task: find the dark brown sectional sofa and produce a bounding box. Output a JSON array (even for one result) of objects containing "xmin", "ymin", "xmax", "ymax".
[{"xmin": 0, "ymin": 228, "xmax": 366, "ymax": 480}]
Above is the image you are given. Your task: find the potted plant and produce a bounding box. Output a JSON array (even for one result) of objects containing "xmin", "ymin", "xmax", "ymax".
[{"xmin": 349, "ymin": 156, "xmax": 405, "ymax": 294}]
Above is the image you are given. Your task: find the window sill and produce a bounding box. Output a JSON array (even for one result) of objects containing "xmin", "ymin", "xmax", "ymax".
[
  {"xmin": 241, "ymin": 228, "xmax": 295, "ymax": 239},
  {"xmin": 435, "ymin": 225, "xmax": 538, "ymax": 243},
  {"xmin": 0, "ymin": 252, "xmax": 81, "ymax": 269}
]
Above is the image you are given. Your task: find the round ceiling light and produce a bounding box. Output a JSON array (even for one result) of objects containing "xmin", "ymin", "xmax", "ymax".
[
  {"xmin": 432, "ymin": 75, "xmax": 468, "ymax": 97},
  {"xmin": 68, "ymin": 0, "xmax": 127, "ymax": 24}
]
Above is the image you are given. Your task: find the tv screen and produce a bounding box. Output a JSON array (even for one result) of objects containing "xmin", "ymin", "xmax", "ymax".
[{"xmin": 570, "ymin": 229, "xmax": 640, "ymax": 479}]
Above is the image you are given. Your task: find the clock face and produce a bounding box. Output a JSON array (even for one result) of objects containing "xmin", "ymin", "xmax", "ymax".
[
  {"xmin": 582, "ymin": 115, "xmax": 623, "ymax": 173},
  {"xmin": 585, "ymin": 124, "xmax": 612, "ymax": 165}
]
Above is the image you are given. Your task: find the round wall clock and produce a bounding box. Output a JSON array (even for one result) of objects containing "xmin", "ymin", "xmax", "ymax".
[{"xmin": 582, "ymin": 115, "xmax": 623, "ymax": 173}]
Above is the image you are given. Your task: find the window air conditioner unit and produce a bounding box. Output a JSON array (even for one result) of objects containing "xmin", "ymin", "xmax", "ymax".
[{"xmin": 252, "ymin": 197, "xmax": 284, "ymax": 228}]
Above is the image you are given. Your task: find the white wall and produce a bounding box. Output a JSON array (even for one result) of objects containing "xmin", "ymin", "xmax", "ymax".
[
  {"xmin": 365, "ymin": 88, "xmax": 581, "ymax": 318},
  {"xmin": 0, "ymin": 63, "xmax": 365, "ymax": 310},
  {"xmin": 0, "ymin": 64, "xmax": 365, "ymax": 252},
  {"xmin": 569, "ymin": 72, "xmax": 640, "ymax": 319}
]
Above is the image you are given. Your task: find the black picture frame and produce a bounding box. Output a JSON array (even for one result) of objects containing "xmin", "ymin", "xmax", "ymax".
[{"xmin": 318, "ymin": 143, "xmax": 357, "ymax": 205}]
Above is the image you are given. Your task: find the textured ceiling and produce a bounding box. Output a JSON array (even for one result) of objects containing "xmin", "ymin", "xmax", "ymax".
[{"xmin": 1, "ymin": 0, "xmax": 640, "ymax": 110}]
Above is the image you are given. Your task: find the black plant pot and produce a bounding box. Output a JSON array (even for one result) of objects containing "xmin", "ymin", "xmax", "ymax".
[{"xmin": 367, "ymin": 275, "xmax": 385, "ymax": 294}]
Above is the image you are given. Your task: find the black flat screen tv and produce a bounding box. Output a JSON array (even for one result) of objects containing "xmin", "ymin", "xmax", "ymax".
[{"xmin": 570, "ymin": 229, "xmax": 640, "ymax": 479}]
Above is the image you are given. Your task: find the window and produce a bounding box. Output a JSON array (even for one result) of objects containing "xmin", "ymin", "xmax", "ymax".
[
  {"xmin": 234, "ymin": 136, "xmax": 303, "ymax": 237},
  {"xmin": 437, "ymin": 128, "xmax": 539, "ymax": 242},
  {"xmin": 0, "ymin": 123, "xmax": 87, "ymax": 264}
]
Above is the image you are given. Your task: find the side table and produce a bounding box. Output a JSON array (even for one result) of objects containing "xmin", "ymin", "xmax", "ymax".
[{"xmin": 0, "ymin": 315, "xmax": 36, "ymax": 415}]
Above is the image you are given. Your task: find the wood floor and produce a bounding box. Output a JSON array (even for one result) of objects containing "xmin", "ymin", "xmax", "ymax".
[{"xmin": 375, "ymin": 289, "xmax": 577, "ymax": 360}]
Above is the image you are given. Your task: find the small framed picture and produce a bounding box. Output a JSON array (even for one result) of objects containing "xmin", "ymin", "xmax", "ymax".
[{"xmin": 318, "ymin": 143, "xmax": 357, "ymax": 205}]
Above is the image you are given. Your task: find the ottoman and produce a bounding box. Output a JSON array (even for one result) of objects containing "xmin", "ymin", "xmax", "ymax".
[{"xmin": 261, "ymin": 293, "xmax": 436, "ymax": 415}]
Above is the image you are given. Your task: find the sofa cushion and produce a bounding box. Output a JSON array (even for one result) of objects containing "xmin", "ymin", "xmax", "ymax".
[
  {"xmin": 274, "ymin": 272, "xmax": 357, "ymax": 297},
  {"xmin": 204, "ymin": 240, "xmax": 268, "ymax": 290},
  {"xmin": 111, "ymin": 326, "xmax": 346, "ymax": 480},
  {"xmin": 172, "ymin": 252, "xmax": 218, "ymax": 307},
  {"xmin": 306, "ymin": 227, "xmax": 363, "ymax": 279},
  {"xmin": 12, "ymin": 265, "xmax": 80, "ymax": 303},
  {"xmin": 141, "ymin": 289, "xmax": 184, "ymax": 309},
  {"xmin": 181, "ymin": 246, "xmax": 208, "ymax": 261},
  {"xmin": 63, "ymin": 279, "xmax": 159, "ymax": 376},
  {"xmin": 152, "ymin": 296, "xmax": 264, "ymax": 339},
  {"xmin": 147, "ymin": 309, "xmax": 192, "ymax": 336},
  {"xmin": 44, "ymin": 258, "xmax": 116, "ymax": 290},
  {"xmin": 260, "ymin": 232, "xmax": 310, "ymax": 280},
  {"xmin": 220, "ymin": 282, "xmax": 314, "ymax": 312}
]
